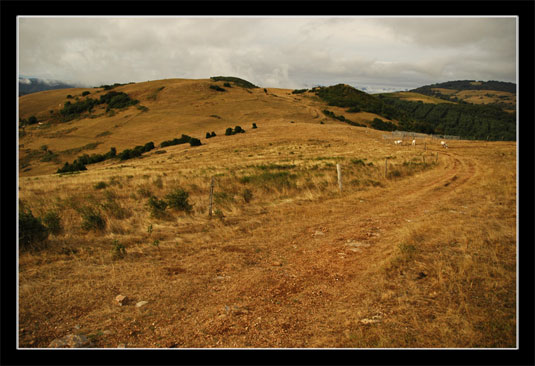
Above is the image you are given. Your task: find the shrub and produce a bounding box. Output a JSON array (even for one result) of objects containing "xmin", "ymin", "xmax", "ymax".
[
  {"xmin": 66, "ymin": 94, "xmax": 73, "ymax": 99},
  {"xmin": 111, "ymin": 240, "xmax": 126, "ymax": 260},
  {"xmin": 42, "ymin": 211, "xmax": 62, "ymax": 235},
  {"xmin": 137, "ymin": 186, "xmax": 153, "ymax": 198},
  {"xmin": 143, "ymin": 142, "xmax": 155, "ymax": 152},
  {"xmin": 57, "ymin": 161, "xmax": 87, "ymax": 174},
  {"xmin": 351, "ymin": 158, "xmax": 366, "ymax": 166},
  {"xmin": 206, "ymin": 132, "xmax": 212, "ymax": 139},
  {"xmin": 225, "ymin": 127, "xmax": 233, "ymax": 136},
  {"xmin": 233, "ymin": 126, "xmax": 245, "ymax": 134},
  {"xmin": 106, "ymin": 147, "xmax": 117, "ymax": 159},
  {"xmin": 160, "ymin": 134, "xmax": 192, "ymax": 148},
  {"xmin": 242, "ymin": 188, "xmax": 253, "ymax": 203},
  {"xmin": 28, "ymin": 116, "xmax": 38, "ymax": 125},
  {"xmin": 79, "ymin": 206, "xmax": 106, "ymax": 231},
  {"xmin": 101, "ymin": 198, "xmax": 129, "ymax": 219},
  {"xmin": 82, "ymin": 91, "xmax": 90, "ymax": 96},
  {"xmin": 224, "ymin": 82, "xmax": 232, "ymax": 88},
  {"xmin": 94, "ymin": 181, "xmax": 108, "ymax": 190},
  {"xmin": 19, "ymin": 209, "xmax": 49, "ymax": 250},
  {"xmin": 165, "ymin": 188, "xmax": 192, "ymax": 213},
  {"xmin": 147, "ymin": 196, "xmax": 168, "ymax": 218},
  {"xmin": 189, "ymin": 138, "xmax": 202, "ymax": 147},
  {"xmin": 209, "ymin": 85, "xmax": 226, "ymax": 92},
  {"xmin": 252, "ymin": 123, "xmax": 257, "ymax": 129},
  {"xmin": 211, "ymin": 131, "xmax": 216, "ymax": 137}
]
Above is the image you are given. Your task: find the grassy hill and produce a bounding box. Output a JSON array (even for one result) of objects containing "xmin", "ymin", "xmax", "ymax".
[
  {"xmin": 409, "ymin": 80, "xmax": 516, "ymax": 111},
  {"xmin": 19, "ymin": 78, "xmax": 393, "ymax": 177},
  {"xmin": 17, "ymin": 77, "xmax": 517, "ymax": 349}
]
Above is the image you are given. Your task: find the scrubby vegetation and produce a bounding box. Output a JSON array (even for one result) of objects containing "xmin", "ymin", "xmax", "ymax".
[
  {"xmin": 322, "ymin": 109, "xmax": 366, "ymax": 127},
  {"xmin": 316, "ymin": 84, "xmax": 516, "ymax": 140},
  {"xmin": 210, "ymin": 76, "xmax": 258, "ymax": 89},
  {"xmin": 58, "ymin": 91, "xmax": 139, "ymax": 122},
  {"xmin": 209, "ymin": 85, "xmax": 226, "ymax": 92},
  {"xmin": 160, "ymin": 134, "xmax": 193, "ymax": 147}
]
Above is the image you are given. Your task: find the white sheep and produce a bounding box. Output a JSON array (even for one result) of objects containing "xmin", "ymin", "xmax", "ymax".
[
  {"xmin": 441, "ymin": 141, "xmax": 448, "ymax": 149},
  {"xmin": 394, "ymin": 140, "xmax": 402, "ymax": 145},
  {"xmin": 412, "ymin": 139, "xmax": 416, "ymax": 146}
]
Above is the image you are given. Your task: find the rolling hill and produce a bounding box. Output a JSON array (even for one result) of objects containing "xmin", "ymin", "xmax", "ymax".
[{"xmin": 17, "ymin": 76, "xmax": 517, "ymax": 349}]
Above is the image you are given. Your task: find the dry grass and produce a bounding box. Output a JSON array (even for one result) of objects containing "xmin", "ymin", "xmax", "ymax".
[{"xmin": 18, "ymin": 80, "xmax": 517, "ymax": 349}]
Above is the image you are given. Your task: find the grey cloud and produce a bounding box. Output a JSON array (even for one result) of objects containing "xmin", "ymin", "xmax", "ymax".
[{"xmin": 18, "ymin": 16, "xmax": 517, "ymax": 91}]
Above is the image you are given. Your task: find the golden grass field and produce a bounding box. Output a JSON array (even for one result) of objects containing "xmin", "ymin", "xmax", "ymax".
[{"xmin": 18, "ymin": 79, "xmax": 517, "ymax": 348}]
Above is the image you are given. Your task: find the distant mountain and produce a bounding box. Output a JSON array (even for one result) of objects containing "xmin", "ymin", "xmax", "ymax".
[
  {"xmin": 411, "ymin": 80, "xmax": 516, "ymax": 94},
  {"xmin": 18, "ymin": 77, "xmax": 79, "ymax": 96}
]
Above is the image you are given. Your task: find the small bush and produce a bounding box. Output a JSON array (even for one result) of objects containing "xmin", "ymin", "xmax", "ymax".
[
  {"xmin": 252, "ymin": 123, "xmax": 257, "ymax": 129},
  {"xmin": 206, "ymin": 132, "xmax": 212, "ymax": 139},
  {"xmin": 223, "ymin": 82, "xmax": 232, "ymax": 88},
  {"xmin": 225, "ymin": 127, "xmax": 233, "ymax": 136},
  {"xmin": 165, "ymin": 188, "xmax": 192, "ymax": 213},
  {"xmin": 82, "ymin": 91, "xmax": 90, "ymax": 96},
  {"xmin": 79, "ymin": 206, "xmax": 106, "ymax": 231},
  {"xmin": 351, "ymin": 158, "xmax": 366, "ymax": 166},
  {"xmin": 210, "ymin": 85, "xmax": 226, "ymax": 92},
  {"xmin": 153, "ymin": 176, "xmax": 163, "ymax": 189},
  {"xmin": 147, "ymin": 196, "xmax": 168, "ymax": 218},
  {"xmin": 42, "ymin": 211, "xmax": 62, "ymax": 235},
  {"xmin": 234, "ymin": 126, "xmax": 245, "ymax": 134},
  {"xmin": 111, "ymin": 240, "xmax": 126, "ymax": 260},
  {"xmin": 137, "ymin": 186, "xmax": 153, "ymax": 197},
  {"xmin": 242, "ymin": 188, "xmax": 253, "ymax": 203},
  {"xmin": 101, "ymin": 198, "xmax": 129, "ymax": 219},
  {"xmin": 19, "ymin": 209, "xmax": 49, "ymax": 250},
  {"xmin": 189, "ymin": 138, "xmax": 202, "ymax": 147},
  {"xmin": 94, "ymin": 181, "xmax": 108, "ymax": 190},
  {"xmin": 211, "ymin": 131, "xmax": 216, "ymax": 137}
]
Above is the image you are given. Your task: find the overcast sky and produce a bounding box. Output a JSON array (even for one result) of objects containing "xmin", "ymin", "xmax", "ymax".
[{"xmin": 18, "ymin": 16, "xmax": 517, "ymax": 93}]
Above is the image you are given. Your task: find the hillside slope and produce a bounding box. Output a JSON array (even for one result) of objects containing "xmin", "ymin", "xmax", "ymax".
[{"xmin": 18, "ymin": 78, "xmax": 387, "ymax": 177}]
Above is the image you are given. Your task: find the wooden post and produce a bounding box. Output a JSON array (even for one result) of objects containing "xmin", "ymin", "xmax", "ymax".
[
  {"xmin": 336, "ymin": 163, "xmax": 342, "ymax": 192},
  {"xmin": 208, "ymin": 176, "xmax": 214, "ymax": 218}
]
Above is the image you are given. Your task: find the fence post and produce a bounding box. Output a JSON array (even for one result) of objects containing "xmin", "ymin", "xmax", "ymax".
[
  {"xmin": 336, "ymin": 163, "xmax": 342, "ymax": 192},
  {"xmin": 208, "ymin": 176, "xmax": 214, "ymax": 218}
]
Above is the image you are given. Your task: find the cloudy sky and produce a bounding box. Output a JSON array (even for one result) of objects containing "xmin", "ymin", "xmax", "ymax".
[{"xmin": 18, "ymin": 16, "xmax": 517, "ymax": 93}]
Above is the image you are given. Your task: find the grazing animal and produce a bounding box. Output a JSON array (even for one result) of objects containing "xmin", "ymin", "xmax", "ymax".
[
  {"xmin": 412, "ymin": 139, "xmax": 416, "ymax": 146},
  {"xmin": 394, "ymin": 140, "xmax": 402, "ymax": 145},
  {"xmin": 441, "ymin": 141, "xmax": 448, "ymax": 149}
]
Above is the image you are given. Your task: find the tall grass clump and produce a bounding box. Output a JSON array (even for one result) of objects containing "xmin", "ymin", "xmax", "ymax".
[
  {"xmin": 42, "ymin": 211, "xmax": 62, "ymax": 235},
  {"xmin": 79, "ymin": 206, "xmax": 106, "ymax": 231},
  {"xmin": 147, "ymin": 196, "xmax": 168, "ymax": 218},
  {"xmin": 19, "ymin": 209, "xmax": 49, "ymax": 250},
  {"xmin": 165, "ymin": 188, "xmax": 193, "ymax": 213}
]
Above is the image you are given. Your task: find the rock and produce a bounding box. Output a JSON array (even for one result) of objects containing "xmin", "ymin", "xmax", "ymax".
[
  {"xmin": 115, "ymin": 295, "xmax": 127, "ymax": 306},
  {"xmin": 135, "ymin": 301, "xmax": 149, "ymax": 307},
  {"xmin": 313, "ymin": 231, "xmax": 325, "ymax": 237},
  {"xmin": 272, "ymin": 261, "xmax": 282, "ymax": 267},
  {"xmin": 48, "ymin": 334, "xmax": 92, "ymax": 348}
]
